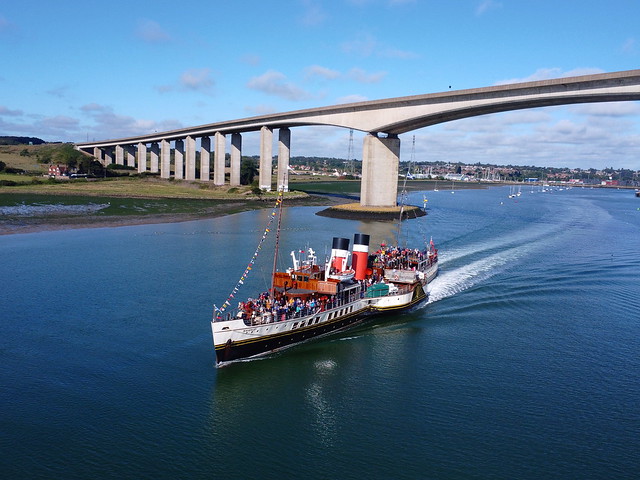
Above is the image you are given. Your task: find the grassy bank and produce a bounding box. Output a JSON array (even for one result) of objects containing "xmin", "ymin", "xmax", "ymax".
[
  {"xmin": 0, "ymin": 176, "xmax": 352, "ymax": 235},
  {"xmin": 0, "ymin": 175, "xmax": 275, "ymax": 198}
]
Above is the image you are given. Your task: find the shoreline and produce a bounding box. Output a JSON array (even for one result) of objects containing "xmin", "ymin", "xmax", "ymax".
[{"xmin": 0, "ymin": 193, "xmax": 352, "ymax": 236}]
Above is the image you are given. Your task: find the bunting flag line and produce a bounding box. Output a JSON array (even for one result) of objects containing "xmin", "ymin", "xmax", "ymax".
[{"xmin": 214, "ymin": 190, "xmax": 284, "ymax": 319}]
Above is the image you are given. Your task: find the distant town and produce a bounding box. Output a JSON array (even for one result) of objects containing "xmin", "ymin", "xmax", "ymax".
[
  {"xmin": 286, "ymin": 156, "xmax": 640, "ymax": 187},
  {"xmin": 1, "ymin": 136, "xmax": 638, "ymax": 188}
]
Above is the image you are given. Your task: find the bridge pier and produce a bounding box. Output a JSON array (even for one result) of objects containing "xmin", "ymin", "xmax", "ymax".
[
  {"xmin": 149, "ymin": 143, "xmax": 159, "ymax": 173},
  {"xmin": 185, "ymin": 136, "xmax": 196, "ymax": 180},
  {"xmin": 175, "ymin": 139, "xmax": 184, "ymax": 179},
  {"xmin": 93, "ymin": 147, "xmax": 103, "ymax": 164},
  {"xmin": 361, "ymin": 133, "xmax": 400, "ymax": 207},
  {"xmin": 160, "ymin": 140, "xmax": 171, "ymax": 178},
  {"xmin": 200, "ymin": 136, "xmax": 211, "ymax": 181},
  {"xmin": 259, "ymin": 126, "xmax": 273, "ymax": 191},
  {"xmin": 214, "ymin": 132, "xmax": 226, "ymax": 185},
  {"xmin": 115, "ymin": 145, "xmax": 124, "ymax": 165},
  {"xmin": 230, "ymin": 133, "xmax": 242, "ymax": 186},
  {"xmin": 125, "ymin": 145, "xmax": 135, "ymax": 168},
  {"xmin": 104, "ymin": 148, "xmax": 113, "ymax": 166},
  {"xmin": 137, "ymin": 143, "xmax": 147, "ymax": 173},
  {"xmin": 277, "ymin": 128, "xmax": 290, "ymax": 192},
  {"xmin": 74, "ymin": 69, "xmax": 640, "ymax": 197}
]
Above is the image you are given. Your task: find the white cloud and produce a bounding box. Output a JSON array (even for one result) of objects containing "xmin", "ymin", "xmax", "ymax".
[
  {"xmin": 135, "ymin": 19, "xmax": 171, "ymax": 43},
  {"xmin": 348, "ymin": 67, "xmax": 387, "ymax": 83},
  {"xmin": 342, "ymin": 33, "xmax": 418, "ymax": 59},
  {"xmin": 337, "ymin": 94, "xmax": 369, "ymax": 104},
  {"xmin": 418, "ymin": 102, "xmax": 640, "ymax": 170},
  {"xmin": 621, "ymin": 37, "xmax": 637, "ymax": 54},
  {"xmin": 570, "ymin": 102, "xmax": 640, "ymax": 117},
  {"xmin": 180, "ymin": 68, "xmax": 215, "ymax": 92},
  {"xmin": 247, "ymin": 70, "xmax": 312, "ymax": 101},
  {"xmin": 241, "ymin": 54, "xmax": 261, "ymax": 66},
  {"xmin": 77, "ymin": 103, "xmax": 183, "ymax": 141},
  {"xmin": 299, "ymin": 0, "xmax": 327, "ymax": 26},
  {"xmin": 46, "ymin": 86, "xmax": 69, "ymax": 99},
  {"xmin": 342, "ymin": 34, "xmax": 377, "ymax": 57},
  {"xmin": 0, "ymin": 105, "xmax": 23, "ymax": 116},
  {"xmin": 496, "ymin": 67, "xmax": 604, "ymax": 85},
  {"xmin": 305, "ymin": 65, "xmax": 341, "ymax": 81},
  {"xmin": 476, "ymin": 0, "xmax": 502, "ymax": 16},
  {"xmin": 379, "ymin": 47, "xmax": 419, "ymax": 59},
  {"xmin": 156, "ymin": 68, "xmax": 215, "ymax": 94},
  {"xmin": 155, "ymin": 84, "xmax": 173, "ymax": 94},
  {"xmin": 38, "ymin": 115, "xmax": 80, "ymax": 132},
  {"xmin": 244, "ymin": 104, "xmax": 278, "ymax": 116}
]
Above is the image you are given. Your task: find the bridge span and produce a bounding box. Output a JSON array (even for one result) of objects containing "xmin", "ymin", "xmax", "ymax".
[{"xmin": 76, "ymin": 69, "xmax": 640, "ymax": 207}]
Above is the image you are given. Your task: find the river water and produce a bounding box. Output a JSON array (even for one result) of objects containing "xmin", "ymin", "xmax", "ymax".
[{"xmin": 1, "ymin": 186, "xmax": 639, "ymax": 479}]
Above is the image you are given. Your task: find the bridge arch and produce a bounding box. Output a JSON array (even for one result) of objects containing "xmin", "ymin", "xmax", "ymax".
[{"xmin": 76, "ymin": 69, "xmax": 640, "ymax": 206}]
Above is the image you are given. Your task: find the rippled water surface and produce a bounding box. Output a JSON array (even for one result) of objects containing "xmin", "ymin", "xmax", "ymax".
[{"xmin": 1, "ymin": 186, "xmax": 639, "ymax": 479}]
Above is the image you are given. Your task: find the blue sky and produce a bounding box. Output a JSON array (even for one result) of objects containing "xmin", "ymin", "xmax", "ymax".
[{"xmin": 1, "ymin": 0, "xmax": 639, "ymax": 169}]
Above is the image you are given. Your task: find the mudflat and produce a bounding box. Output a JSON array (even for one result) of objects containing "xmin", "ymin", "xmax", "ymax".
[{"xmin": 0, "ymin": 192, "xmax": 349, "ymax": 235}]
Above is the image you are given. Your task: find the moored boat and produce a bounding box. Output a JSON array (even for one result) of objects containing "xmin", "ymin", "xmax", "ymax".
[{"xmin": 211, "ymin": 194, "xmax": 438, "ymax": 366}]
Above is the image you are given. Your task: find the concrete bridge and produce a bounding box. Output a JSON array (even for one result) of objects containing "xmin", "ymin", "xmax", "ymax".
[{"xmin": 76, "ymin": 69, "xmax": 640, "ymax": 207}]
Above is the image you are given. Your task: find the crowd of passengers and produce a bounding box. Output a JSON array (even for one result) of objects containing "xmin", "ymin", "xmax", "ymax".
[
  {"xmin": 235, "ymin": 293, "xmax": 338, "ymax": 324},
  {"xmin": 226, "ymin": 245, "xmax": 436, "ymax": 325},
  {"xmin": 372, "ymin": 246, "xmax": 435, "ymax": 270}
]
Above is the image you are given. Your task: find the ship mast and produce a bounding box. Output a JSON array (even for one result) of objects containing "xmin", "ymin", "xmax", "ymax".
[
  {"xmin": 270, "ymin": 189, "xmax": 284, "ymax": 298},
  {"xmin": 396, "ymin": 135, "xmax": 414, "ymax": 244}
]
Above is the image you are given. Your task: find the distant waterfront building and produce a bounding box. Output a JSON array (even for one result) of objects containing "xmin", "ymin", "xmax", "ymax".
[
  {"xmin": 48, "ymin": 165, "xmax": 68, "ymax": 177},
  {"xmin": 444, "ymin": 173, "xmax": 470, "ymax": 181}
]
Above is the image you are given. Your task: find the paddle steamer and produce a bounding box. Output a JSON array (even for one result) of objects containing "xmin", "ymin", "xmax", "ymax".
[{"xmin": 212, "ymin": 219, "xmax": 438, "ymax": 365}]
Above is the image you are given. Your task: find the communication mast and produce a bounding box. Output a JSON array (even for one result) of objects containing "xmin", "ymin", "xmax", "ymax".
[{"xmin": 347, "ymin": 129, "xmax": 354, "ymax": 175}]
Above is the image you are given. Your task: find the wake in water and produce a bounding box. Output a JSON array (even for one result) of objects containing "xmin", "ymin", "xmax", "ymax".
[
  {"xmin": 427, "ymin": 242, "xmax": 532, "ymax": 303},
  {"xmin": 425, "ymin": 196, "xmax": 603, "ymax": 305}
]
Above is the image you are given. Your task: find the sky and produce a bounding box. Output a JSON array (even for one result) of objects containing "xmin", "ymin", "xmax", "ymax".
[{"xmin": 1, "ymin": 0, "xmax": 639, "ymax": 170}]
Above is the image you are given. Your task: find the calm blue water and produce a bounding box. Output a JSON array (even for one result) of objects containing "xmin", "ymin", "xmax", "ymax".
[{"xmin": 1, "ymin": 186, "xmax": 639, "ymax": 479}]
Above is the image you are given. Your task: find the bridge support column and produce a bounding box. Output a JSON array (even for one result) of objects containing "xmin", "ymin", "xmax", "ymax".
[
  {"xmin": 185, "ymin": 136, "xmax": 196, "ymax": 180},
  {"xmin": 160, "ymin": 140, "xmax": 171, "ymax": 178},
  {"xmin": 361, "ymin": 133, "xmax": 400, "ymax": 207},
  {"xmin": 230, "ymin": 133, "xmax": 241, "ymax": 186},
  {"xmin": 214, "ymin": 132, "xmax": 226, "ymax": 185},
  {"xmin": 125, "ymin": 145, "xmax": 135, "ymax": 168},
  {"xmin": 93, "ymin": 147, "xmax": 103, "ymax": 163},
  {"xmin": 174, "ymin": 140, "xmax": 184, "ymax": 179},
  {"xmin": 103, "ymin": 148, "xmax": 113, "ymax": 166},
  {"xmin": 137, "ymin": 143, "xmax": 147, "ymax": 173},
  {"xmin": 149, "ymin": 143, "xmax": 159, "ymax": 173},
  {"xmin": 115, "ymin": 145, "xmax": 124, "ymax": 165},
  {"xmin": 259, "ymin": 126, "xmax": 273, "ymax": 191},
  {"xmin": 200, "ymin": 136, "xmax": 211, "ymax": 181},
  {"xmin": 277, "ymin": 127, "xmax": 290, "ymax": 192}
]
